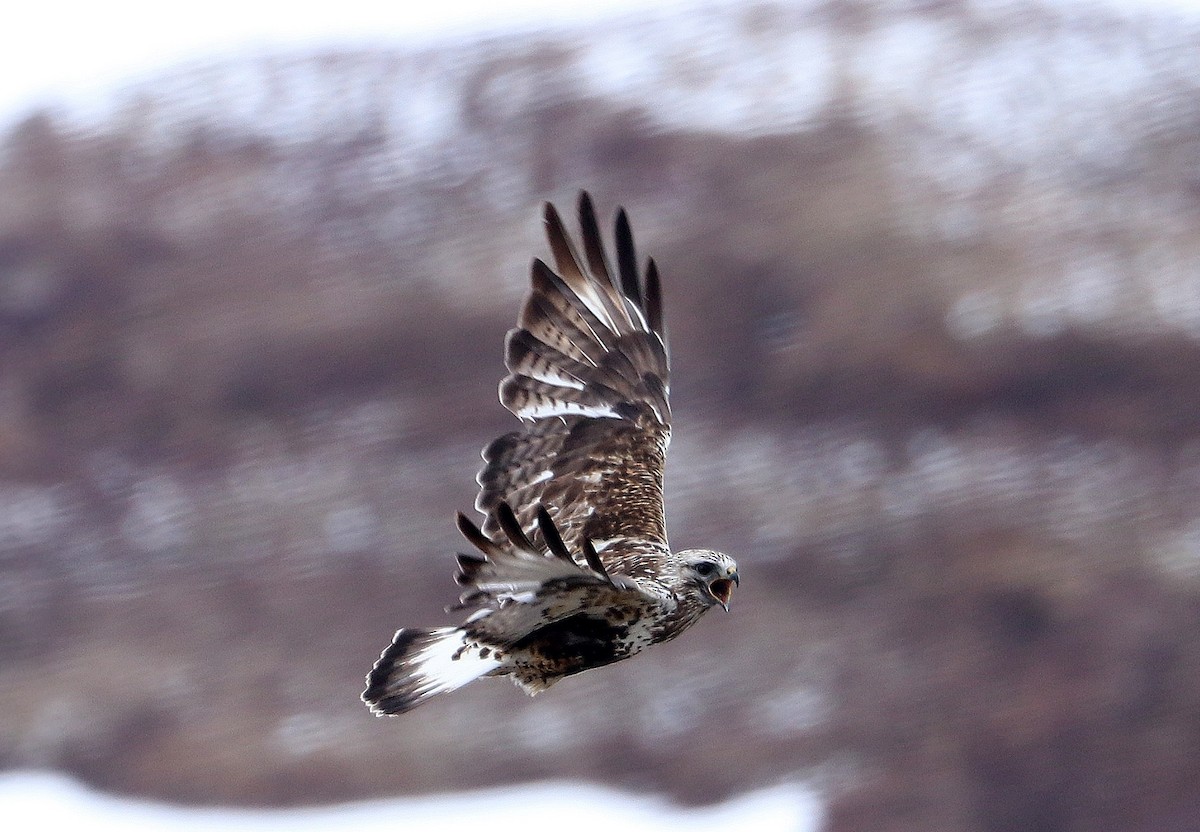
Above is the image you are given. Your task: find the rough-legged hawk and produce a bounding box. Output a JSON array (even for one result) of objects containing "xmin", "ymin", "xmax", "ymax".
[{"xmin": 363, "ymin": 193, "xmax": 738, "ymax": 715}]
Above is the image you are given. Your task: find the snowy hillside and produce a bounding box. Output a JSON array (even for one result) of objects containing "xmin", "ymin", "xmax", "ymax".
[{"xmin": 5, "ymin": 2, "xmax": 1200, "ymax": 831}]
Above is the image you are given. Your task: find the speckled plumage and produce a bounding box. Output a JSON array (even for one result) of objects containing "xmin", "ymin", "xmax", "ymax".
[{"xmin": 363, "ymin": 193, "xmax": 738, "ymax": 716}]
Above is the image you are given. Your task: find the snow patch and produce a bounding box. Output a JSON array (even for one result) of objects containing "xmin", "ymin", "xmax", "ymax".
[{"xmin": 0, "ymin": 770, "xmax": 822, "ymax": 832}]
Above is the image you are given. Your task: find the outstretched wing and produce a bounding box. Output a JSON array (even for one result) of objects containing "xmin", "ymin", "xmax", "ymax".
[
  {"xmin": 452, "ymin": 502, "xmax": 660, "ymax": 647},
  {"xmin": 476, "ymin": 192, "xmax": 671, "ymax": 579}
]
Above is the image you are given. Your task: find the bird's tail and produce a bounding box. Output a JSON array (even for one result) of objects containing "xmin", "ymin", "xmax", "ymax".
[{"xmin": 362, "ymin": 627, "xmax": 501, "ymax": 715}]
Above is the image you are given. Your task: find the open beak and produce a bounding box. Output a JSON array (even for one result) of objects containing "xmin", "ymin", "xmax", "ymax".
[{"xmin": 708, "ymin": 571, "xmax": 739, "ymax": 612}]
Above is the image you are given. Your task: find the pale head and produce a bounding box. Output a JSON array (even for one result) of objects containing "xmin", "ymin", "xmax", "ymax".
[{"xmin": 676, "ymin": 549, "xmax": 740, "ymax": 611}]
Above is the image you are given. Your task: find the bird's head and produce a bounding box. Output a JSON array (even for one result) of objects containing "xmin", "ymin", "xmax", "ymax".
[{"xmin": 676, "ymin": 549, "xmax": 739, "ymax": 611}]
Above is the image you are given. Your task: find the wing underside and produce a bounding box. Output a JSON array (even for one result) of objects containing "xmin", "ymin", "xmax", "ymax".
[{"xmin": 453, "ymin": 502, "xmax": 658, "ymax": 646}]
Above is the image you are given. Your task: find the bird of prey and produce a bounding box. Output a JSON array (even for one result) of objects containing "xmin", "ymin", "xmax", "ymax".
[{"xmin": 363, "ymin": 193, "xmax": 738, "ymax": 715}]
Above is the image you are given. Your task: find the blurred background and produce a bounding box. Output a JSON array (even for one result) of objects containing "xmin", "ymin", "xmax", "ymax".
[{"xmin": 4, "ymin": 0, "xmax": 1200, "ymax": 829}]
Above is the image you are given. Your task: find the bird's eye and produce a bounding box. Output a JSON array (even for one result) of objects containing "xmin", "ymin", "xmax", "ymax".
[{"xmin": 694, "ymin": 562, "xmax": 715, "ymax": 576}]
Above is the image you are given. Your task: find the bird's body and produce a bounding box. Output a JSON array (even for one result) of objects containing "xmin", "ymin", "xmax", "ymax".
[{"xmin": 363, "ymin": 193, "xmax": 738, "ymax": 716}]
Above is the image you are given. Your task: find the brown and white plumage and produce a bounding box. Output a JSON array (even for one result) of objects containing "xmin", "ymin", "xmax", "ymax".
[{"xmin": 363, "ymin": 193, "xmax": 738, "ymax": 716}]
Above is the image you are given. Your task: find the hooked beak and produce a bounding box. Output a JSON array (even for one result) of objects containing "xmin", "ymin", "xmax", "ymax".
[{"xmin": 708, "ymin": 570, "xmax": 739, "ymax": 612}]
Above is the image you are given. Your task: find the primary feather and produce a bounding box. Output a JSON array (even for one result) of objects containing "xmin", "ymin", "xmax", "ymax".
[{"xmin": 363, "ymin": 193, "xmax": 738, "ymax": 715}]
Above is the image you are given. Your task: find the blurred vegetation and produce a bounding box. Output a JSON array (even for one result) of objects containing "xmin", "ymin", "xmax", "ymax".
[{"xmin": 3, "ymin": 1, "xmax": 1200, "ymax": 830}]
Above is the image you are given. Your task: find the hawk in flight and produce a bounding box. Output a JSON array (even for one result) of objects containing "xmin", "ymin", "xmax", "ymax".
[{"xmin": 363, "ymin": 193, "xmax": 738, "ymax": 715}]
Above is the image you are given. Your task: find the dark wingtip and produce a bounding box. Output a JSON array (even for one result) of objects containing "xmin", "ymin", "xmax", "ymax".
[
  {"xmin": 576, "ymin": 190, "xmax": 613, "ymax": 283},
  {"xmin": 454, "ymin": 550, "xmax": 486, "ymax": 585},
  {"xmin": 454, "ymin": 510, "xmax": 475, "ymax": 538},
  {"xmin": 645, "ymin": 257, "xmax": 665, "ymax": 342},
  {"xmin": 530, "ymin": 256, "xmax": 556, "ymax": 284},
  {"xmin": 495, "ymin": 501, "xmax": 535, "ymax": 551},
  {"xmin": 456, "ymin": 511, "xmax": 497, "ymax": 556},
  {"xmin": 582, "ymin": 537, "xmax": 611, "ymax": 581},
  {"xmin": 543, "ymin": 199, "xmax": 588, "ymax": 281},
  {"xmin": 543, "ymin": 200, "xmax": 569, "ymax": 245},
  {"xmin": 536, "ymin": 505, "xmax": 574, "ymax": 562},
  {"xmin": 577, "ymin": 190, "xmax": 595, "ymax": 220},
  {"xmin": 614, "ymin": 207, "xmax": 642, "ymax": 306}
]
